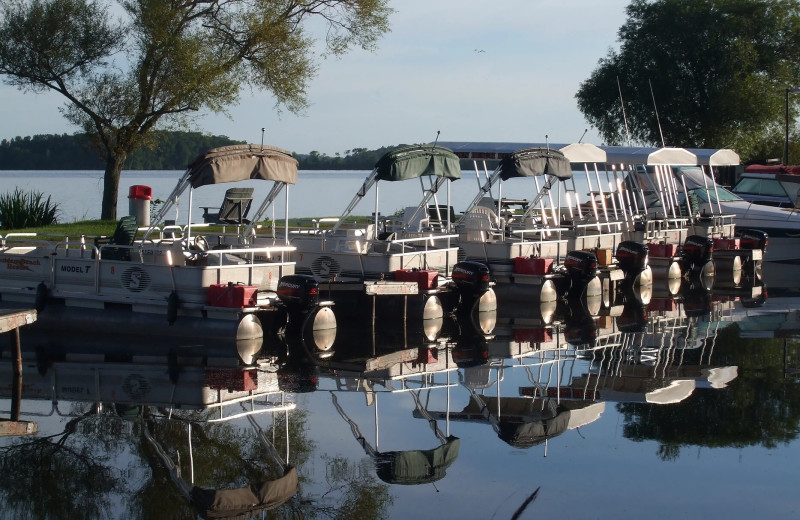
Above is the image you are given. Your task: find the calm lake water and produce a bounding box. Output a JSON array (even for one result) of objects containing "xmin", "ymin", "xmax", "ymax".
[
  {"xmin": 0, "ymin": 169, "xmax": 483, "ymax": 223},
  {"xmin": 1, "ymin": 171, "xmax": 800, "ymax": 519}
]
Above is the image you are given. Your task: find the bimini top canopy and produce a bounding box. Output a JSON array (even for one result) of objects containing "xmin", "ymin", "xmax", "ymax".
[
  {"xmin": 435, "ymin": 141, "xmax": 606, "ymax": 164},
  {"xmin": 375, "ymin": 145, "xmax": 461, "ymax": 182},
  {"xmin": 375, "ymin": 436, "xmax": 460, "ymax": 485},
  {"xmin": 499, "ymin": 147, "xmax": 572, "ymax": 180},
  {"xmin": 602, "ymin": 146, "xmax": 697, "ymax": 166},
  {"xmin": 688, "ymin": 148, "xmax": 740, "ymax": 166},
  {"xmin": 496, "ymin": 412, "xmax": 571, "ymax": 448},
  {"xmin": 187, "ymin": 144, "xmax": 298, "ymax": 188},
  {"xmin": 190, "ymin": 466, "xmax": 299, "ymax": 518},
  {"xmin": 558, "ymin": 142, "xmax": 607, "ymax": 163}
]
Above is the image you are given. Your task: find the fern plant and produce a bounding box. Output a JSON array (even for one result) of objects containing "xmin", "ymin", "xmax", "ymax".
[{"xmin": 0, "ymin": 188, "xmax": 60, "ymax": 230}]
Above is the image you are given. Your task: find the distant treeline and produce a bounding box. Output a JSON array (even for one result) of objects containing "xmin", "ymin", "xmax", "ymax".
[{"xmin": 0, "ymin": 132, "xmax": 401, "ymax": 170}]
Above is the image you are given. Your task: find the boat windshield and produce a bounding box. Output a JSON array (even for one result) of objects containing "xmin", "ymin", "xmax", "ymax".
[{"xmin": 688, "ymin": 185, "xmax": 742, "ymax": 203}]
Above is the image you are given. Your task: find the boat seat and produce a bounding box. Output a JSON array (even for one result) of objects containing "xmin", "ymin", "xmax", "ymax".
[
  {"xmin": 201, "ymin": 187, "xmax": 254, "ymax": 225},
  {"xmin": 476, "ymin": 197, "xmax": 500, "ymax": 213},
  {"xmin": 427, "ymin": 205, "xmax": 456, "ymax": 232},
  {"xmin": 458, "ymin": 206, "xmax": 503, "ymax": 241},
  {"xmin": 95, "ymin": 215, "xmax": 139, "ymax": 261},
  {"xmin": 385, "ymin": 207, "xmax": 428, "ymax": 233}
]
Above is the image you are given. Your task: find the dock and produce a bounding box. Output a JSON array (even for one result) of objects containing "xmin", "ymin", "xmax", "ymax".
[{"xmin": 1, "ymin": 308, "xmax": 38, "ymax": 436}]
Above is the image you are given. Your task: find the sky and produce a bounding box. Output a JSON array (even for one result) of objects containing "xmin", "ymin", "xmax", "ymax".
[{"xmin": 0, "ymin": 0, "xmax": 631, "ymax": 156}]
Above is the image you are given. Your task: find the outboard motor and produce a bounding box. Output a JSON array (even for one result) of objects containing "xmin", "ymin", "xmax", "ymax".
[
  {"xmin": 277, "ymin": 274, "xmax": 321, "ymax": 329},
  {"xmin": 452, "ymin": 261, "xmax": 495, "ymax": 314},
  {"xmin": 615, "ymin": 241, "xmax": 649, "ymax": 276},
  {"xmin": 681, "ymin": 235, "xmax": 714, "ymax": 273},
  {"xmin": 739, "ymin": 229, "xmax": 768, "ymax": 251},
  {"xmin": 564, "ymin": 300, "xmax": 598, "ymax": 348},
  {"xmin": 452, "ymin": 261, "xmax": 490, "ymax": 294},
  {"xmin": 564, "ymin": 250, "xmax": 598, "ymax": 287},
  {"xmin": 277, "ymin": 274, "xmax": 320, "ymax": 310},
  {"xmin": 617, "ymin": 302, "xmax": 648, "ymax": 333}
]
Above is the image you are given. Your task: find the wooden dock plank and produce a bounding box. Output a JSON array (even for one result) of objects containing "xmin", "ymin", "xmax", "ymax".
[
  {"xmin": 0, "ymin": 309, "xmax": 37, "ymax": 333},
  {"xmin": 0, "ymin": 420, "xmax": 38, "ymax": 437}
]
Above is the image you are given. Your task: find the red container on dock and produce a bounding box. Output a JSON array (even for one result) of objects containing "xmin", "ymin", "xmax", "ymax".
[
  {"xmin": 713, "ymin": 237, "xmax": 740, "ymax": 250},
  {"xmin": 649, "ymin": 298, "xmax": 678, "ymax": 312},
  {"xmin": 416, "ymin": 346, "xmax": 438, "ymax": 364},
  {"xmin": 647, "ymin": 243, "xmax": 678, "ymax": 257},
  {"xmin": 208, "ymin": 283, "xmax": 258, "ymax": 307},
  {"xmin": 514, "ymin": 256, "xmax": 553, "ymax": 275},
  {"xmin": 513, "ymin": 328, "xmax": 552, "ymax": 343},
  {"xmin": 394, "ymin": 269, "xmax": 439, "ymax": 290},
  {"xmin": 207, "ymin": 369, "xmax": 258, "ymax": 391}
]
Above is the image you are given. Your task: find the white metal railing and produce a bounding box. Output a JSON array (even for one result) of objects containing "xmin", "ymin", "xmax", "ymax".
[{"xmin": 2, "ymin": 232, "xmax": 297, "ymax": 295}]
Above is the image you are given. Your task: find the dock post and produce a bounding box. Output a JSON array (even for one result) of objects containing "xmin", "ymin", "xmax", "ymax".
[
  {"xmin": 1, "ymin": 309, "xmax": 38, "ymax": 436},
  {"xmin": 11, "ymin": 327, "xmax": 21, "ymax": 421}
]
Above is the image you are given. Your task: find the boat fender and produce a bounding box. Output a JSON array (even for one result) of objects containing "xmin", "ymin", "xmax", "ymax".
[
  {"xmin": 35, "ymin": 282, "xmax": 48, "ymax": 312},
  {"xmin": 167, "ymin": 290, "xmax": 179, "ymax": 325}
]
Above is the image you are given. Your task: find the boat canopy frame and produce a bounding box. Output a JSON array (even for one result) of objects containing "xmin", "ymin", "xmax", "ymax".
[
  {"xmin": 144, "ymin": 144, "xmax": 299, "ymax": 243},
  {"xmin": 331, "ymin": 144, "xmax": 462, "ymax": 234}
]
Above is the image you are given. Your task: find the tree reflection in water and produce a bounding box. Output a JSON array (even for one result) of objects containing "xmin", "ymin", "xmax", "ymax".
[
  {"xmin": 0, "ymin": 408, "xmax": 122, "ymax": 519},
  {"xmin": 619, "ymin": 328, "xmax": 800, "ymax": 461},
  {"xmin": 0, "ymin": 394, "xmax": 394, "ymax": 519}
]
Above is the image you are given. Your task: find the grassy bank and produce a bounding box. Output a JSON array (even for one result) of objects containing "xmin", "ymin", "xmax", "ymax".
[{"xmin": 4, "ymin": 220, "xmax": 118, "ymax": 238}]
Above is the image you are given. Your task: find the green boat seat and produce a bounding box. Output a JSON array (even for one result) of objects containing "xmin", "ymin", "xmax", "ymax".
[
  {"xmin": 201, "ymin": 187, "xmax": 254, "ymax": 225},
  {"xmin": 95, "ymin": 215, "xmax": 138, "ymax": 260}
]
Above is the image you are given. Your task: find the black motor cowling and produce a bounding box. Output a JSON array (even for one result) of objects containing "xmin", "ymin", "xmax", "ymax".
[
  {"xmin": 615, "ymin": 241, "xmax": 649, "ymax": 275},
  {"xmin": 739, "ymin": 228, "xmax": 768, "ymax": 251},
  {"xmin": 277, "ymin": 274, "xmax": 320, "ymax": 311},
  {"xmin": 452, "ymin": 261, "xmax": 490, "ymax": 295},
  {"xmin": 564, "ymin": 250, "xmax": 598, "ymax": 285},
  {"xmin": 681, "ymin": 235, "xmax": 714, "ymax": 271}
]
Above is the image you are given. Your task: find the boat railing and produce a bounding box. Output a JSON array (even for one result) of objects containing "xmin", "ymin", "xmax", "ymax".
[
  {"xmin": 200, "ymin": 392, "xmax": 296, "ymax": 423},
  {"xmin": 0, "ymin": 232, "xmax": 42, "ymax": 248},
  {"xmin": 570, "ymin": 220, "xmax": 624, "ymax": 236},
  {"xmin": 387, "ymin": 233, "xmax": 458, "ymax": 257},
  {"xmin": 509, "ymin": 227, "xmax": 569, "ymax": 241},
  {"xmin": 203, "ymin": 245, "xmax": 296, "ymax": 266},
  {"xmin": 318, "ymin": 229, "xmax": 458, "ymax": 255},
  {"xmin": 692, "ymin": 213, "xmax": 735, "ymax": 235}
]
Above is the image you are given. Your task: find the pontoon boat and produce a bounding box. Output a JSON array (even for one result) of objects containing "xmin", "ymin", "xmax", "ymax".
[{"xmin": 0, "ymin": 144, "xmax": 335, "ymax": 358}]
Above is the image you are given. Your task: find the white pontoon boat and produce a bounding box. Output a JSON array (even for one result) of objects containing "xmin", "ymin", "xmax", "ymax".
[
  {"xmin": 439, "ymin": 141, "xmax": 651, "ymax": 303},
  {"xmin": 0, "ymin": 144, "xmax": 335, "ymax": 354},
  {"xmin": 283, "ymin": 144, "xmax": 496, "ymax": 319}
]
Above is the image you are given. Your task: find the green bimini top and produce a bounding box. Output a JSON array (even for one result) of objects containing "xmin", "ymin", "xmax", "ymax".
[
  {"xmin": 499, "ymin": 147, "xmax": 572, "ymax": 181},
  {"xmin": 374, "ymin": 145, "xmax": 462, "ymax": 182},
  {"xmin": 375, "ymin": 436, "xmax": 460, "ymax": 485}
]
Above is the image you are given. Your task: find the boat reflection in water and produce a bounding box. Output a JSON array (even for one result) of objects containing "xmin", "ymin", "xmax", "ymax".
[
  {"xmin": 0, "ymin": 334, "xmax": 308, "ymax": 519},
  {"xmin": 3, "ymin": 264, "xmax": 799, "ymax": 518}
]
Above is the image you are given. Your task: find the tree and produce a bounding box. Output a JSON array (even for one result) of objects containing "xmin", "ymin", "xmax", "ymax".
[
  {"xmin": 0, "ymin": 0, "xmax": 391, "ymax": 219},
  {"xmin": 575, "ymin": 0, "xmax": 800, "ymax": 162}
]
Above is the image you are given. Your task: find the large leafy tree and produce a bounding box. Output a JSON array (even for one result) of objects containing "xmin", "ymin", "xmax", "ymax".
[
  {"xmin": 576, "ymin": 0, "xmax": 800, "ymax": 162},
  {"xmin": 0, "ymin": 0, "xmax": 391, "ymax": 219}
]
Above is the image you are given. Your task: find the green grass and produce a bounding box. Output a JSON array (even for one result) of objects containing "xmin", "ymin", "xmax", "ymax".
[{"xmin": 2, "ymin": 219, "xmax": 118, "ymax": 239}]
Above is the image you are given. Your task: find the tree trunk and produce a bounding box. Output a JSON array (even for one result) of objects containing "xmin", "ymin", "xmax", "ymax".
[{"xmin": 100, "ymin": 152, "xmax": 127, "ymax": 220}]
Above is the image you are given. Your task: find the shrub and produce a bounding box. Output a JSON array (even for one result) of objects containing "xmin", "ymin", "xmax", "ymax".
[{"xmin": 0, "ymin": 188, "xmax": 60, "ymax": 230}]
